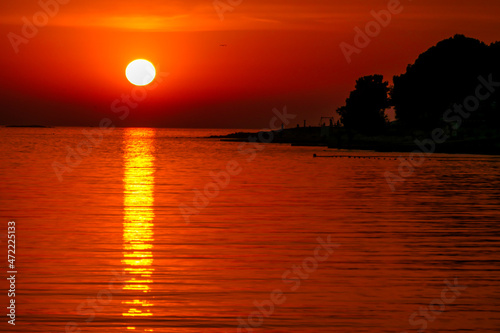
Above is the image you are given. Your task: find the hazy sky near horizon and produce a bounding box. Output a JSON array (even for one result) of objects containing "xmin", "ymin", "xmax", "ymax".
[{"xmin": 1, "ymin": 0, "xmax": 500, "ymax": 127}]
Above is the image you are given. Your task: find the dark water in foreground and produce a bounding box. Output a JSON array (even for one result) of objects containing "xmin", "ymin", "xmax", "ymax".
[{"xmin": 0, "ymin": 127, "xmax": 499, "ymax": 332}]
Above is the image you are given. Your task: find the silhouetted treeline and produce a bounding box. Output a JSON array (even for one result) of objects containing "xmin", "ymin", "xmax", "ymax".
[
  {"xmin": 338, "ymin": 35, "xmax": 500, "ymax": 133},
  {"xmin": 337, "ymin": 75, "xmax": 389, "ymax": 134}
]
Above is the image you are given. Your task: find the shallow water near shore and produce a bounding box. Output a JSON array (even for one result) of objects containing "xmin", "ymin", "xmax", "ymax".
[{"xmin": 1, "ymin": 127, "xmax": 499, "ymax": 332}]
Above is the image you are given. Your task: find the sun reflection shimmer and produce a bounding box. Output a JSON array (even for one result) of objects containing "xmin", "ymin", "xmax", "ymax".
[{"xmin": 122, "ymin": 128, "xmax": 156, "ymax": 321}]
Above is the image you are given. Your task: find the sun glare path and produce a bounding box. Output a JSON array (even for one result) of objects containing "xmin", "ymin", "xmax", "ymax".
[{"xmin": 122, "ymin": 128, "xmax": 157, "ymax": 321}]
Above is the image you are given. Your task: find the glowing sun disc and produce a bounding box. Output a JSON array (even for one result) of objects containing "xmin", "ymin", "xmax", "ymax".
[{"xmin": 126, "ymin": 59, "xmax": 156, "ymax": 86}]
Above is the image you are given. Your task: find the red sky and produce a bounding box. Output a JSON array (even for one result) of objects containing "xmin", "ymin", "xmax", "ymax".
[{"xmin": 1, "ymin": 0, "xmax": 499, "ymax": 128}]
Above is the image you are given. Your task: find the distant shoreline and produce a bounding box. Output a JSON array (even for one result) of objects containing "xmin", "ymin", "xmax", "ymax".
[
  {"xmin": 209, "ymin": 127, "xmax": 500, "ymax": 156},
  {"xmin": 4, "ymin": 125, "xmax": 52, "ymax": 128}
]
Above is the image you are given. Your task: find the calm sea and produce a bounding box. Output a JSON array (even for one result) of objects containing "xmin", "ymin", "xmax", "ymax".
[{"xmin": 0, "ymin": 127, "xmax": 499, "ymax": 333}]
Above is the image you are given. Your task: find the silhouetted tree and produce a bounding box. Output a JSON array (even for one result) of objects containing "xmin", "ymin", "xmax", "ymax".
[
  {"xmin": 391, "ymin": 35, "xmax": 493, "ymax": 129},
  {"xmin": 485, "ymin": 41, "xmax": 500, "ymax": 126},
  {"xmin": 336, "ymin": 75, "xmax": 390, "ymax": 134}
]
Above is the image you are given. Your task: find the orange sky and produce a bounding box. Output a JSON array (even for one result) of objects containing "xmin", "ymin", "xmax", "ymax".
[{"xmin": 1, "ymin": 0, "xmax": 499, "ymax": 128}]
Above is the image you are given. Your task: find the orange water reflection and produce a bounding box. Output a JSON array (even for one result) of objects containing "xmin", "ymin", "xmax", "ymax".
[{"xmin": 122, "ymin": 128, "xmax": 156, "ymax": 321}]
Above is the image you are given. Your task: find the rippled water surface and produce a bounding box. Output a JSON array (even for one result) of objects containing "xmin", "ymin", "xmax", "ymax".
[{"xmin": 0, "ymin": 127, "xmax": 499, "ymax": 332}]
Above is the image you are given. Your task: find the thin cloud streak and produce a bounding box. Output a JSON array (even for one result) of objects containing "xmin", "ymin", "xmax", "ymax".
[{"xmin": 0, "ymin": 0, "xmax": 499, "ymax": 33}]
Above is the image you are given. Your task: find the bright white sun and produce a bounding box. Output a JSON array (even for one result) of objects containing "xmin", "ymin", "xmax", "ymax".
[{"xmin": 126, "ymin": 59, "xmax": 156, "ymax": 86}]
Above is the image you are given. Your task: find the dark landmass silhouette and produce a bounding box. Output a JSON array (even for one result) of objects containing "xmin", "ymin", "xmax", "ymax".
[
  {"xmin": 210, "ymin": 126, "xmax": 500, "ymax": 155},
  {"xmin": 392, "ymin": 34, "xmax": 500, "ymax": 130},
  {"xmin": 213, "ymin": 35, "xmax": 500, "ymax": 155},
  {"xmin": 4, "ymin": 125, "xmax": 51, "ymax": 128}
]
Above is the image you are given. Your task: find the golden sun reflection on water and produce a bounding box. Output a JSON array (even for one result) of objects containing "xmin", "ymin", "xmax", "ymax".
[{"xmin": 122, "ymin": 128, "xmax": 156, "ymax": 321}]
